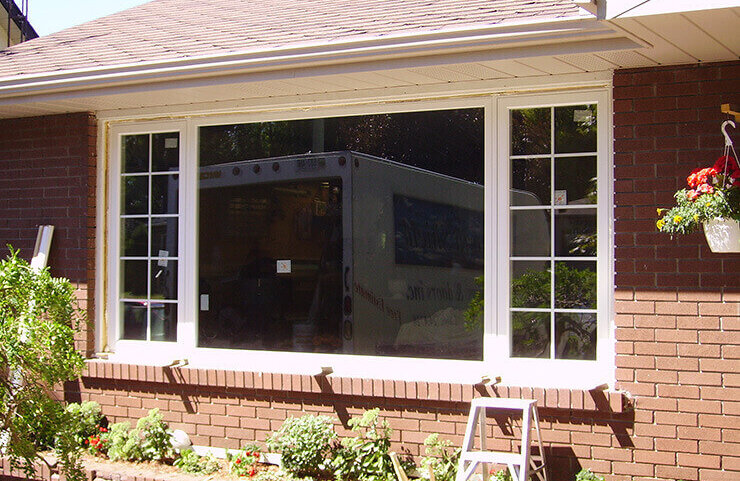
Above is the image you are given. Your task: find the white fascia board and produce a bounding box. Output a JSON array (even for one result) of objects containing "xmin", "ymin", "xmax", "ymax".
[
  {"xmin": 605, "ymin": 0, "xmax": 740, "ymax": 18},
  {"xmin": 0, "ymin": 17, "xmax": 627, "ymax": 100}
]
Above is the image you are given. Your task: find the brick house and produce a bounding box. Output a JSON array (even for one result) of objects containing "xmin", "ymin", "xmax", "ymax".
[{"xmin": 0, "ymin": 1, "xmax": 738, "ymax": 480}]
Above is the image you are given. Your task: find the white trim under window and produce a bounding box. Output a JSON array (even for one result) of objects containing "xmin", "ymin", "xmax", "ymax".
[{"xmin": 101, "ymin": 92, "xmax": 613, "ymax": 388}]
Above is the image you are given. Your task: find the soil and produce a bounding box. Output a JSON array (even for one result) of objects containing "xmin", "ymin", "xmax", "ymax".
[{"xmin": 79, "ymin": 453, "xmax": 280, "ymax": 481}]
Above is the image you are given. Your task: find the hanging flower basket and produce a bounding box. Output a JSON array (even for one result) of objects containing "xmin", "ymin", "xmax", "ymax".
[
  {"xmin": 657, "ymin": 121, "xmax": 740, "ymax": 252},
  {"xmin": 703, "ymin": 218, "xmax": 740, "ymax": 253}
]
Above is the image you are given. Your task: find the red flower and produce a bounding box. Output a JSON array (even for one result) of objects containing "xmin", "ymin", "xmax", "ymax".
[
  {"xmin": 250, "ymin": 469, "xmax": 256, "ymax": 477},
  {"xmin": 100, "ymin": 427, "xmax": 107, "ymax": 433},
  {"xmin": 687, "ymin": 190, "xmax": 700, "ymax": 201},
  {"xmin": 697, "ymin": 183, "xmax": 714, "ymax": 194},
  {"xmin": 235, "ymin": 458, "xmax": 241, "ymax": 464},
  {"xmin": 713, "ymin": 155, "xmax": 739, "ymax": 174}
]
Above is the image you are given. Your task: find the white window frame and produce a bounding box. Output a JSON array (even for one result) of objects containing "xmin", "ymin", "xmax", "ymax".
[
  {"xmin": 495, "ymin": 90, "xmax": 614, "ymax": 387},
  {"xmin": 102, "ymin": 92, "xmax": 613, "ymax": 388}
]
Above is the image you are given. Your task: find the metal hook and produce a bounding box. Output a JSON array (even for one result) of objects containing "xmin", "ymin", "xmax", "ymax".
[{"xmin": 721, "ymin": 120, "xmax": 736, "ymax": 147}]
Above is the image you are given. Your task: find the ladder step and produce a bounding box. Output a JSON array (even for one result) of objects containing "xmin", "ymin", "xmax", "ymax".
[{"xmin": 460, "ymin": 451, "xmax": 522, "ymax": 465}]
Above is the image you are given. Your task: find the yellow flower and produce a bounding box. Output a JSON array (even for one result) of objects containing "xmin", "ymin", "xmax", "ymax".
[
  {"xmin": 673, "ymin": 215, "xmax": 683, "ymax": 223},
  {"xmin": 693, "ymin": 214, "xmax": 699, "ymax": 222},
  {"xmin": 656, "ymin": 219, "xmax": 665, "ymax": 229}
]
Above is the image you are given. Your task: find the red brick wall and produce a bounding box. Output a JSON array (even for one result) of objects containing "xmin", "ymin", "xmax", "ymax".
[
  {"xmin": 0, "ymin": 112, "xmax": 97, "ymax": 355},
  {"xmin": 613, "ymin": 60, "xmax": 740, "ymax": 481}
]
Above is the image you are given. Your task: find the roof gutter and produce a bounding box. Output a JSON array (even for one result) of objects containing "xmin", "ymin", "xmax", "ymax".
[{"xmin": 0, "ymin": 17, "xmax": 631, "ymax": 99}]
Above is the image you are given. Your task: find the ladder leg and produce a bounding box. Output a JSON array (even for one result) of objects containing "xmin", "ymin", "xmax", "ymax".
[
  {"xmin": 479, "ymin": 408, "xmax": 489, "ymax": 481},
  {"xmin": 518, "ymin": 405, "xmax": 532, "ymax": 481},
  {"xmin": 456, "ymin": 405, "xmax": 480, "ymax": 481},
  {"xmin": 531, "ymin": 405, "xmax": 547, "ymax": 481}
]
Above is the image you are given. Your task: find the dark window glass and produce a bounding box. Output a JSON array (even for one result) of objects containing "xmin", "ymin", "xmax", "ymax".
[{"xmin": 198, "ymin": 109, "xmax": 484, "ymax": 360}]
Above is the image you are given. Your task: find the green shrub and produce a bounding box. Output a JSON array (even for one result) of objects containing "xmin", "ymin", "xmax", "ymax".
[
  {"xmin": 227, "ymin": 443, "xmax": 261, "ymax": 477},
  {"xmin": 330, "ymin": 409, "xmax": 400, "ymax": 481},
  {"xmin": 137, "ymin": 408, "xmax": 174, "ymax": 461},
  {"xmin": 173, "ymin": 449, "xmax": 220, "ymax": 475},
  {"xmin": 102, "ymin": 422, "xmax": 143, "ymax": 462},
  {"xmin": 267, "ymin": 414, "xmax": 336, "ymax": 477},
  {"xmin": 65, "ymin": 401, "xmax": 104, "ymax": 447},
  {"xmin": 575, "ymin": 469, "xmax": 605, "ymax": 481},
  {"xmin": 420, "ymin": 433, "xmax": 459, "ymax": 481}
]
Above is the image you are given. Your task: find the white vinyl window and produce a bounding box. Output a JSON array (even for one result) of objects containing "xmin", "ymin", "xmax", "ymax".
[{"xmin": 104, "ymin": 92, "xmax": 612, "ymax": 387}]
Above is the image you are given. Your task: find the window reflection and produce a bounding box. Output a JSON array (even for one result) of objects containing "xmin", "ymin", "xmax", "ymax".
[{"xmin": 198, "ymin": 109, "xmax": 485, "ymax": 360}]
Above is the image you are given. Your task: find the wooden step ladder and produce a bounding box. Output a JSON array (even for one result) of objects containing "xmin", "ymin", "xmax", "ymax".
[{"xmin": 456, "ymin": 398, "xmax": 547, "ymax": 481}]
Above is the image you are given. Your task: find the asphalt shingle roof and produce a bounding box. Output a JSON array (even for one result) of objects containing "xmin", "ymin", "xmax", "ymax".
[{"xmin": 0, "ymin": 0, "xmax": 589, "ymax": 79}]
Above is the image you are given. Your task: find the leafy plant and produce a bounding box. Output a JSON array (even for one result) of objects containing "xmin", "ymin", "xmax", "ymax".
[
  {"xmin": 66, "ymin": 401, "xmax": 105, "ymax": 447},
  {"xmin": 420, "ymin": 433, "xmax": 459, "ymax": 481},
  {"xmin": 330, "ymin": 409, "xmax": 400, "ymax": 481},
  {"xmin": 658, "ymin": 155, "xmax": 740, "ymax": 235},
  {"xmin": 491, "ymin": 469, "xmax": 512, "ymax": 481},
  {"xmin": 575, "ymin": 468, "xmax": 605, "ymax": 481},
  {"xmin": 267, "ymin": 414, "xmax": 336, "ymax": 477},
  {"xmin": 137, "ymin": 408, "xmax": 174, "ymax": 461},
  {"xmin": 86, "ymin": 427, "xmax": 109, "ymax": 457},
  {"xmin": 173, "ymin": 449, "xmax": 220, "ymax": 475},
  {"xmin": 463, "ymin": 276, "xmax": 483, "ymax": 331},
  {"xmin": 0, "ymin": 248, "xmax": 86, "ymax": 481},
  {"xmin": 102, "ymin": 422, "xmax": 143, "ymax": 462},
  {"xmin": 227, "ymin": 443, "xmax": 262, "ymax": 477}
]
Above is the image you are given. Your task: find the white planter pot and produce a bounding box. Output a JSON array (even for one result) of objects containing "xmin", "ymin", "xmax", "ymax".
[{"xmin": 703, "ymin": 218, "xmax": 740, "ymax": 253}]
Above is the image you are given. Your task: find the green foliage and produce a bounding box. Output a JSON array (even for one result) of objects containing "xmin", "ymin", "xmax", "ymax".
[
  {"xmin": 0, "ymin": 248, "xmax": 86, "ymax": 481},
  {"xmin": 575, "ymin": 468, "xmax": 605, "ymax": 481},
  {"xmin": 420, "ymin": 433, "xmax": 459, "ymax": 481},
  {"xmin": 330, "ymin": 409, "xmax": 398, "ymax": 481},
  {"xmin": 102, "ymin": 422, "xmax": 143, "ymax": 462},
  {"xmin": 137, "ymin": 408, "xmax": 174, "ymax": 461},
  {"xmin": 173, "ymin": 449, "xmax": 220, "ymax": 475},
  {"xmin": 267, "ymin": 414, "xmax": 336, "ymax": 477},
  {"xmin": 463, "ymin": 276, "xmax": 483, "ymax": 331},
  {"xmin": 658, "ymin": 187, "xmax": 740, "ymax": 235},
  {"xmin": 252, "ymin": 469, "xmax": 300, "ymax": 481},
  {"xmin": 65, "ymin": 401, "xmax": 104, "ymax": 447},
  {"xmin": 492, "ymin": 470, "xmax": 512, "ymax": 481},
  {"xmin": 227, "ymin": 443, "xmax": 261, "ymax": 476}
]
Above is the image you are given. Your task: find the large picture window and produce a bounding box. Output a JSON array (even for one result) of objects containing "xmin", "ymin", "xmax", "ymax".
[
  {"xmin": 197, "ymin": 109, "xmax": 485, "ymax": 360},
  {"xmin": 105, "ymin": 92, "xmax": 611, "ymax": 386}
]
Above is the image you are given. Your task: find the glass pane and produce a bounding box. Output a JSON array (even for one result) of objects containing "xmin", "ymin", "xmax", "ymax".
[
  {"xmin": 151, "ymin": 174, "xmax": 178, "ymax": 214},
  {"xmin": 152, "ymin": 132, "xmax": 180, "ymax": 172},
  {"xmin": 555, "ymin": 312, "xmax": 596, "ymax": 360},
  {"xmin": 511, "ymin": 108, "xmax": 550, "ymax": 155},
  {"xmin": 150, "ymin": 302, "xmax": 177, "ymax": 342},
  {"xmin": 555, "ymin": 105, "xmax": 597, "ymax": 154},
  {"xmin": 151, "ymin": 260, "xmax": 177, "ymax": 300},
  {"xmin": 151, "ymin": 217, "xmax": 178, "ymax": 257},
  {"xmin": 198, "ymin": 109, "xmax": 484, "ymax": 360},
  {"xmin": 121, "ymin": 218, "xmax": 148, "ymax": 257},
  {"xmin": 511, "ymin": 261, "xmax": 550, "ymax": 309},
  {"xmin": 511, "ymin": 209, "xmax": 550, "ymax": 257},
  {"xmin": 122, "ymin": 134, "xmax": 149, "ymax": 173},
  {"xmin": 555, "ymin": 156, "xmax": 597, "ymax": 205},
  {"xmin": 511, "ymin": 157, "xmax": 550, "ymax": 206},
  {"xmin": 121, "ymin": 260, "xmax": 147, "ymax": 299},
  {"xmin": 555, "ymin": 261, "xmax": 596, "ymax": 309},
  {"xmin": 511, "ymin": 312, "xmax": 550, "ymax": 358},
  {"xmin": 121, "ymin": 302, "xmax": 147, "ymax": 340},
  {"xmin": 555, "ymin": 210, "xmax": 596, "ymax": 257},
  {"xmin": 121, "ymin": 176, "xmax": 148, "ymax": 215}
]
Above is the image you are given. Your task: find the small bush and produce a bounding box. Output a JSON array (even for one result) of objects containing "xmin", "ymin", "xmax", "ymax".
[
  {"xmin": 330, "ymin": 409, "xmax": 399, "ymax": 481},
  {"xmin": 227, "ymin": 443, "xmax": 261, "ymax": 477},
  {"xmin": 420, "ymin": 433, "xmax": 459, "ymax": 481},
  {"xmin": 66, "ymin": 401, "xmax": 104, "ymax": 447},
  {"xmin": 267, "ymin": 414, "xmax": 336, "ymax": 477},
  {"xmin": 137, "ymin": 408, "xmax": 174, "ymax": 461},
  {"xmin": 102, "ymin": 422, "xmax": 143, "ymax": 462},
  {"xmin": 575, "ymin": 469, "xmax": 605, "ymax": 481},
  {"xmin": 173, "ymin": 449, "xmax": 220, "ymax": 475}
]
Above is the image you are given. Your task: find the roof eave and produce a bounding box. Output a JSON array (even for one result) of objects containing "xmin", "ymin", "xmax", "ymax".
[{"xmin": 0, "ymin": 17, "xmax": 635, "ymax": 101}]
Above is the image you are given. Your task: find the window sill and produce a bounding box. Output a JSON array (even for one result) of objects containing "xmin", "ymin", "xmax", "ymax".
[{"xmin": 82, "ymin": 359, "xmax": 628, "ymax": 413}]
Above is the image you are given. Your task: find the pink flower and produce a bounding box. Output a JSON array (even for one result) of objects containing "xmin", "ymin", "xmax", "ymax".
[
  {"xmin": 687, "ymin": 190, "xmax": 700, "ymax": 201},
  {"xmin": 697, "ymin": 183, "xmax": 714, "ymax": 194}
]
